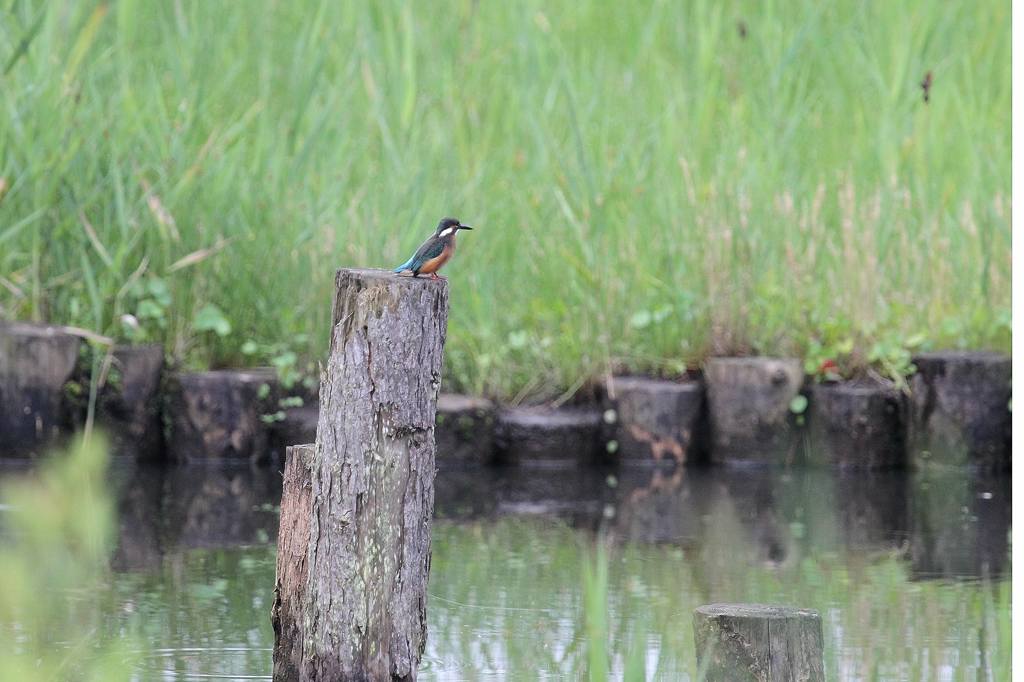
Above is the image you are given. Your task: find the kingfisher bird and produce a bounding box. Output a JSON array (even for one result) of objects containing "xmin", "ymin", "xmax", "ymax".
[{"xmin": 393, "ymin": 217, "xmax": 473, "ymax": 280}]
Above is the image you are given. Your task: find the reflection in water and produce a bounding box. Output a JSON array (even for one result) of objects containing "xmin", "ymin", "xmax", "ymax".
[
  {"xmin": 833, "ymin": 472, "xmax": 909, "ymax": 552},
  {"xmin": 1, "ymin": 455, "xmax": 1008, "ymax": 679},
  {"xmin": 435, "ymin": 463, "xmax": 1009, "ymax": 582},
  {"xmin": 910, "ymin": 469, "xmax": 1010, "ymax": 581},
  {"xmin": 109, "ymin": 460, "xmax": 282, "ymax": 571}
]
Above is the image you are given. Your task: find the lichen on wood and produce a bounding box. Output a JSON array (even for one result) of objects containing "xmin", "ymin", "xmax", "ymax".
[{"xmin": 274, "ymin": 269, "xmax": 448, "ymax": 681}]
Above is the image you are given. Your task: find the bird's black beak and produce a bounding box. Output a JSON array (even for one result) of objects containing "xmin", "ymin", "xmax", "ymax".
[{"xmin": 458, "ymin": 224, "xmax": 473, "ymax": 230}]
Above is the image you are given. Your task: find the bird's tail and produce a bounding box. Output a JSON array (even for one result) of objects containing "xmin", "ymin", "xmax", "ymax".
[{"xmin": 393, "ymin": 257, "xmax": 414, "ymax": 273}]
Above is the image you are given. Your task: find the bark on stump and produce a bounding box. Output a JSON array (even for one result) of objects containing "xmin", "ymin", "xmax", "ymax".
[
  {"xmin": 0, "ymin": 322, "xmax": 81, "ymax": 456},
  {"xmin": 605, "ymin": 376, "xmax": 707, "ymax": 466},
  {"xmin": 693, "ymin": 603, "xmax": 824, "ymax": 682},
  {"xmin": 907, "ymin": 351, "xmax": 1011, "ymax": 471},
  {"xmin": 807, "ymin": 381, "xmax": 904, "ymax": 469},
  {"xmin": 97, "ymin": 344, "xmax": 165, "ymax": 460},
  {"xmin": 704, "ymin": 358, "xmax": 804, "ymax": 465},
  {"xmin": 165, "ymin": 368, "xmax": 279, "ymax": 462},
  {"xmin": 272, "ymin": 443, "xmax": 314, "ymax": 682},
  {"xmin": 272, "ymin": 269, "xmax": 448, "ymax": 681}
]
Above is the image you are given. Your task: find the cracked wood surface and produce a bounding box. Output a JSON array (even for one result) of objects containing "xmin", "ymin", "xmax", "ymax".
[
  {"xmin": 693, "ymin": 603, "xmax": 824, "ymax": 682},
  {"xmin": 272, "ymin": 444, "xmax": 314, "ymax": 680},
  {"xmin": 273, "ymin": 269, "xmax": 448, "ymax": 681}
]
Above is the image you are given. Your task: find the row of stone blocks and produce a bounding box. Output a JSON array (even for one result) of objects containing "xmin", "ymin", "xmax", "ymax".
[
  {"xmin": 0, "ymin": 323, "xmax": 1011, "ymax": 469},
  {"xmin": 0, "ymin": 322, "xmax": 314, "ymax": 460},
  {"xmin": 442, "ymin": 355, "xmax": 1011, "ymax": 471}
]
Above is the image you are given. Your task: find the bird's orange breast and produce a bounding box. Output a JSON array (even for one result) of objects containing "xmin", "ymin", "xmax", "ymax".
[{"xmin": 419, "ymin": 241, "xmax": 454, "ymax": 274}]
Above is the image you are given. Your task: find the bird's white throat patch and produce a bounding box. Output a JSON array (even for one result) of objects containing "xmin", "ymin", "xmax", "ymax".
[{"xmin": 439, "ymin": 227, "xmax": 455, "ymax": 237}]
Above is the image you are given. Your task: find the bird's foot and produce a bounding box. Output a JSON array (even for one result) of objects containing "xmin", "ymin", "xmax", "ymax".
[{"xmin": 430, "ymin": 273, "xmax": 445, "ymax": 281}]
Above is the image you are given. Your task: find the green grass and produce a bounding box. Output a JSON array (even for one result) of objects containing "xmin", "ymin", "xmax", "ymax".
[{"xmin": 0, "ymin": 0, "xmax": 1010, "ymax": 400}]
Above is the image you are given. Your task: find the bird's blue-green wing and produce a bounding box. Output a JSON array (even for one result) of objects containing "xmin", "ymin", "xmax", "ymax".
[
  {"xmin": 394, "ymin": 234, "xmax": 447, "ymax": 272},
  {"xmin": 408, "ymin": 236, "xmax": 446, "ymax": 270}
]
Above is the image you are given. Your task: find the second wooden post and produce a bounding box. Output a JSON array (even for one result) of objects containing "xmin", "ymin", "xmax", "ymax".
[
  {"xmin": 693, "ymin": 603, "xmax": 825, "ymax": 682},
  {"xmin": 273, "ymin": 268, "xmax": 449, "ymax": 681}
]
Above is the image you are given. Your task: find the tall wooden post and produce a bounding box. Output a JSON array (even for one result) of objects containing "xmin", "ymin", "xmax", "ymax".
[
  {"xmin": 272, "ymin": 269, "xmax": 449, "ymax": 681},
  {"xmin": 693, "ymin": 603, "xmax": 825, "ymax": 682}
]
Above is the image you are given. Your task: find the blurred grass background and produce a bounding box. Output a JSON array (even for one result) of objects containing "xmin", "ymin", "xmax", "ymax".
[
  {"xmin": 0, "ymin": 436, "xmax": 141, "ymax": 679},
  {"xmin": 0, "ymin": 0, "xmax": 1010, "ymax": 400}
]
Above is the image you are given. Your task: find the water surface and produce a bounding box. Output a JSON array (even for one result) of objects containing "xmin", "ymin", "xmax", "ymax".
[{"xmin": 2, "ymin": 457, "xmax": 1011, "ymax": 680}]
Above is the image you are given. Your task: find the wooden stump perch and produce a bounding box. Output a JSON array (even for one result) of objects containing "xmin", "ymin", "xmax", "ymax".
[
  {"xmin": 272, "ymin": 269, "xmax": 449, "ymax": 681},
  {"xmin": 694, "ymin": 603, "xmax": 824, "ymax": 682},
  {"xmin": 272, "ymin": 444, "xmax": 314, "ymax": 681}
]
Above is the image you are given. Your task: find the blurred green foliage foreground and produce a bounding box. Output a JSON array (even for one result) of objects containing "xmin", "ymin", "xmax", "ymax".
[
  {"xmin": 0, "ymin": 1, "xmax": 1010, "ymax": 400},
  {"xmin": 0, "ymin": 436, "xmax": 140, "ymax": 680}
]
